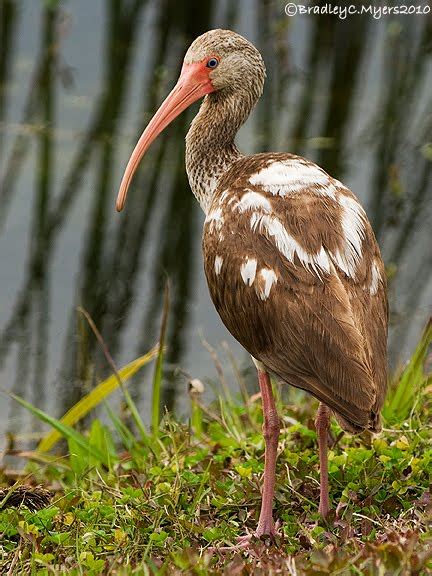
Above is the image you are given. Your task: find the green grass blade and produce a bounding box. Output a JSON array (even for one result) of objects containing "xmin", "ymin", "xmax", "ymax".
[
  {"xmin": 191, "ymin": 397, "xmax": 203, "ymax": 438},
  {"xmin": 8, "ymin": 392, "xmax": 108, "ymax": 465},
  {"xmin": 104, "ymin": 402, "xmax": 137, "ymax": 453},
  {"xmin": 76, "ymin": 306, "xmax": 154, "ymax": 446},
  {"xmin": 38, "ymin": 345, "xmax": 159, "ymax": 452},
  {"xmin": 383, "ymin": 318, "xmax": 432, "ymax": 423},
  {"xmin": 121, "ymin": 386, "xmax": 149, "ymax": 445},
  {"xmin": 152, "ymin": 281, "xmax": 170, "ymax": 436}
]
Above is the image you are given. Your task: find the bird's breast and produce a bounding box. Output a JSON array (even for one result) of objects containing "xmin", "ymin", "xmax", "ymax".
[{"xmin": 201, "ymin": 179, "xmax": 316, "ymax": 356}]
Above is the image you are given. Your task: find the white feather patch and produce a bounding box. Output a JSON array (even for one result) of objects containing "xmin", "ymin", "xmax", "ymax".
[
  {"xmin": 240, "ymin": 257, "xmax": 257, "ymax": 286},
  {"xmin": 251, "ymin": 356, "xmax": 266, "ymax": 371},
  {"xmin": 248, "ymin": 160, "xmax": 336, "ymax": 198},
  {"xmin": 234, "ymin": 191, "xmax": 272, "ymax": 213},
  {"xmin": 258, "ymin": 268, "xmax": 278, "ymax": 300},
  {"xmin": 214, "ymin": 255, "xmax": 223, "ymax": 275},
  {"xmin": 219, "ymin": 189, "xmax": 230, "ymax": 203},
  {"xmin": 332, "ymin": 193, "xmax": 366, "ymax": 278},
  {"xmin": 370, "ymin": 261, "xmax": 381, "ymax": 295},
  {"xmin": 250, "ymin": 213, "xmax": 331, "ymax": 278},
  {"xmin": 205, "ymin": 207, "xmax": 224, "ymax": 236}
]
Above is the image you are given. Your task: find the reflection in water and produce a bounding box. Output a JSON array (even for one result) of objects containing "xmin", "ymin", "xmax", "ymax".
[{"xmin": 0, "ymin": 1, "xmax": 431, "ymax": 436}]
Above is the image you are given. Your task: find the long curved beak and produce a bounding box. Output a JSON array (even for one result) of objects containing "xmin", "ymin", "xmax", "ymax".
[{"xmin": 116, "ymin": 63, "xmax": 214, "ymax": 212}]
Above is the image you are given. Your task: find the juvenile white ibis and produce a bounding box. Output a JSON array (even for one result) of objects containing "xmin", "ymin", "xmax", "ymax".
[{"xmin": 116, "ymin": 29, "xmax": 388, "ymax": 542}]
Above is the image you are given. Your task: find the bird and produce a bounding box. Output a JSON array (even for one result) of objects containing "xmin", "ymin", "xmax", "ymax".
[{"xmin": 116, "ymin": 29, "xmax": 388, "ymax": 544}]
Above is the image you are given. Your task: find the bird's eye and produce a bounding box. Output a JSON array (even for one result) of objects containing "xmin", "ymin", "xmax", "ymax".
[{"xmin": 206, "ymin": 57, "xmax": 219, "ymax": 69}]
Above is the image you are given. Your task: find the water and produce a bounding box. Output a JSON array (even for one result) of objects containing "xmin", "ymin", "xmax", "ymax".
[{"xmin": 0, "ymin": 0, "xmax": 431, "ymax": 441}]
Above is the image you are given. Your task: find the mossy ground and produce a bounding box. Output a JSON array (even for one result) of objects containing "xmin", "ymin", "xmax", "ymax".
[{"xmin": 0, "ymin": 331, "xmax": 431, "ymax": 575}]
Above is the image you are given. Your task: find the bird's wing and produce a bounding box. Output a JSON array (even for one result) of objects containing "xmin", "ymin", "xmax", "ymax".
[{"xmin": 203, "ymin": 153, "xmax": 388, "ymax": 431}]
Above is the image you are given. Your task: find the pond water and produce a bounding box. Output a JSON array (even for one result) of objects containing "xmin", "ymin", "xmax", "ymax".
[{"xmin": 0, "ymin": 0, "xmax": 431, "ymax": 441}]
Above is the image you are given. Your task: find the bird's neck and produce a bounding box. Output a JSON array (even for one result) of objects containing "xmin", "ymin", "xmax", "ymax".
[{"xmin": 185, "ymin": 89, "xmax": 253, "ymax": 214}]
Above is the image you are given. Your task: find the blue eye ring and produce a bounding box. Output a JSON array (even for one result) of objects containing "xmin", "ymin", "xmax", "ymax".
[{"xmin": 206, "ymin": 57, "xmax": 219, "ymax": 69}]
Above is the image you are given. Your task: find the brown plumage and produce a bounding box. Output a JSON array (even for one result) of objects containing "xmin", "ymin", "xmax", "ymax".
[
  {"xmin": 116, "ymin": 29, "xmax": 388, "ymax": 544},
  {"xmin": 203, "ymin": 151, "xmax": 387, "ymax": 434}
]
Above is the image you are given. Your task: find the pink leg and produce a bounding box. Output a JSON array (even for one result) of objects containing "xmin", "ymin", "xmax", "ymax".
[
  {"xmin": 315, "ymin": 403, "xmax": 331, "ymax": 517},
  {"xmin": 256, "ymin": 370, "xmax": 280, "ymax": 536},
  {"xmin": 208, "ymin": 369, "xmax": 280, "ymax": 551}
]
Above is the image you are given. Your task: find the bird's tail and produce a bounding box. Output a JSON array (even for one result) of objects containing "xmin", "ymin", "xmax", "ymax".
[{"xmin": 333, "ymin": 409, "xmax": 382, "ymax": 435}]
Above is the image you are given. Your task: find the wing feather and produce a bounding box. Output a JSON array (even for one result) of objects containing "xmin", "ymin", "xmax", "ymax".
[{"xmin": 203, "ymin": 153, "xmax": 388, "ymax": 432}]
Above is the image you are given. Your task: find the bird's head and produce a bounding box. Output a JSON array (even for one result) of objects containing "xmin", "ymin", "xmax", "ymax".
[
  {"xmin": 116, "ymin": 29, "xmax": 265, "ymax": 211},
  {"xmin": 183, "ymin": 29, "xmax": 266, "ymax": 96}
]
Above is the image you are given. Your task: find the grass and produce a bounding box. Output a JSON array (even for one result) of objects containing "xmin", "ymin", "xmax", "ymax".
[{"xmin": 0, "ymin": 317, "xmax": 431, "ymax": 575}]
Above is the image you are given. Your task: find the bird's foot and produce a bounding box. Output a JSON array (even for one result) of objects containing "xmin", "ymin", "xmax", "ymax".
[{"xmin": 207, "ymin": 522, "xmax": 280, "ymax": 553}]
